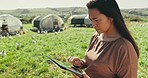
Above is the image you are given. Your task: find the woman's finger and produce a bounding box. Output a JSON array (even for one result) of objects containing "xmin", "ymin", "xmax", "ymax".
[{"xmin": 82, "ymin": 70, "xmax": 90, "ymax": 78}]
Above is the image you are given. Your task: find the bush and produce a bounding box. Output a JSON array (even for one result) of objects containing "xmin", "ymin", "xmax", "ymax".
[
  {"xmin": 129, "ymin": 16, "xmax": 143, "ymax": 22},
  {"xmin": 20, "ymin": 18, "xmax": 33, "ymax": 24}
]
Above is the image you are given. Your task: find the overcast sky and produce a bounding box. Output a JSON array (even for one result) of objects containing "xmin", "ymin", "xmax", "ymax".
[{"xmin": 0, "ymin": 0, "xmax": 148, "ymax": 10}]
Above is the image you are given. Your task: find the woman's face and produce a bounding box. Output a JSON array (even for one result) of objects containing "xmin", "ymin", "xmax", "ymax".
[{"xmin": 89, "ymin": 8, "xmax": 113, "ymax": 34}]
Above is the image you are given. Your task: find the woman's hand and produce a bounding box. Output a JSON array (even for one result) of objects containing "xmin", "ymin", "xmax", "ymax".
[
  {"xmin": 73, "ymin": 70, "xmax": 90, "ymax": 78},
  {"xmin": 67, "ymin": 56, "xmax": 82, "ymax": 67}
]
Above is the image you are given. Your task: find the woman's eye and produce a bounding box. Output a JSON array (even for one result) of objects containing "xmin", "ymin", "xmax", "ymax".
[
  {"xmin": 94, "ymin": 20, "xmax": 98, "ymax": 21},
  {"xmin": 95, "ymin": 19, "xmax": 101, "ymax": 22},
  {"xmin": 94, "ymin": 19, "xmax": 99, "ymax": 22}
]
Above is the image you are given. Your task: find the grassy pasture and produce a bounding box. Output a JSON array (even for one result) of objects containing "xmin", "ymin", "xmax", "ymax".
[{"xmin": 0, "ymin": 22, "xmax": 148, "ymax": 78}]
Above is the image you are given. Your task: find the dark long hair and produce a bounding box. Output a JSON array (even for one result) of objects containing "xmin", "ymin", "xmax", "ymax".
[{"xmin": 87, "ymin": 0, "xmax": 139, "ymax": 58}]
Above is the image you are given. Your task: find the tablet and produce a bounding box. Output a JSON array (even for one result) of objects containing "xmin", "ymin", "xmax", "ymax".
[{"xmin": 47, "ymin": 56, "xmax": 83, "ymax": 78}]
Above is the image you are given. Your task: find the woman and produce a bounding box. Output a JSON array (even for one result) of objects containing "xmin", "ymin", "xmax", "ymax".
[{"xmin": 67, "ymin": 0, "xmax": 139, "ymax": 78}]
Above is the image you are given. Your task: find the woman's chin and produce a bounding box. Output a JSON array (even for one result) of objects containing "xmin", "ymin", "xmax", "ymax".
[{"xmin": 96, "ymin": 30, "xmax": 102, "ymax": 34}]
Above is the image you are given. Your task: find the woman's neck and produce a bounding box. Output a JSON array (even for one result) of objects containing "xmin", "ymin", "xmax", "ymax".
[{"xmin": 98, "ymin": 24, "xmax": 121, "ymax": 41}]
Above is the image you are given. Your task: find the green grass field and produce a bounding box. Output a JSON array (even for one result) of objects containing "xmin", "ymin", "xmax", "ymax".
[{"xmin": 0, "ymin": 22, "xmax": 148, "ymax": 78}]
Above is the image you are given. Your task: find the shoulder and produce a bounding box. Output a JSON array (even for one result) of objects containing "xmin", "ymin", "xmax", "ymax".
[
  {"xmin": 114, "ymin": 37, "xmax": 137, "ymax": 58},
  {"xmin": 114, "ymin": 38, "xmax": 138, "ymax": 77},
  {"xmin": 115, "ymin": 38, "xmax": 138, "ymax": 78},
  {"xmin": 114, "ymin": 37, "xmax": 133, "ymax": 49}
]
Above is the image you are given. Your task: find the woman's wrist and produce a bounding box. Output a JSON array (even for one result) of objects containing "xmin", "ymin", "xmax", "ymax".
[{"xmin": 73, "ymin": 60, "xmax": 86, "ymax": 69}]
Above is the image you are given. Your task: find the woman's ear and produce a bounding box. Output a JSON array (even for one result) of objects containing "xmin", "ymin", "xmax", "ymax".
[
  {"xmin": 111, "ymin": 18, "xmax": 113, "ymax": 21},
  {"xmin": 109, "ymin": 17, "xmax": 114, "ymax": 22}
]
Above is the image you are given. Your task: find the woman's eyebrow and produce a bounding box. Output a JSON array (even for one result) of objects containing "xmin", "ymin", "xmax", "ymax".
[
  {"xmin": 92, "ymin": 17, "xmax": 100, "ymax": 20},
  {"xmin": 89, "ymin": 16, "xmax": 100, "ymax": 21},
  {"xmin": 92, "ymin": 17, "xmax": 96, "ymax": 20},
  {"xmin": 89, "ymin": 17, "xmax": 96, "ymax": 20}
]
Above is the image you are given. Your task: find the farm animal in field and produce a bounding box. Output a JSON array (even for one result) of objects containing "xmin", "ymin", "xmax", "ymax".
[
  {"xmin": 16, "ymin": 43, "xmax": 21, "ymax": 50},
  {"xmin": 32, "ymin": 40, "xmax": 36, "ymax": 44},
  {"xmin": 9, "ymin": 35, "xmax": 13, "ymax": 40},
  {"xmin": 0, "ymin": 50, "xmax": 6, "ymax": 56},
  {"xmin": 31, "ymin": 36, "xmax": 35, "ymax": 39},
  {"xmin": 16, "ymin": 34, "xmax": 21, "ymax": 38},
  {"xmin": 63, "ymin": 26, "xmax": 68, "ymax": 31},
  {"xmin": 0, "ymin": 35, "xmax": 5, "ymax": 39}
]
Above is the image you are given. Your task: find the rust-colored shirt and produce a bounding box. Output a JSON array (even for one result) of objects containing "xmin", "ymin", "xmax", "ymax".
[{"xmin": 84, "ymin": 33, "xmax": 138, "ymax": 78}]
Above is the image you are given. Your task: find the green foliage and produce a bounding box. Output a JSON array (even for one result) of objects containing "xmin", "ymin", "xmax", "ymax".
[
  {"xmin": 128, "ymin": 22, "xmax": 148, "ymax": 78},
  {"xmin": 20, "ymin": 18, "xmax": 33, "ymax": 24},
  {"xmin": 0, "ymin": 22, "xmax": 148, "ymax": 78},
  {"xmin": 129, "ymin": 16, "xmax": 143, "ymax": 22}
]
